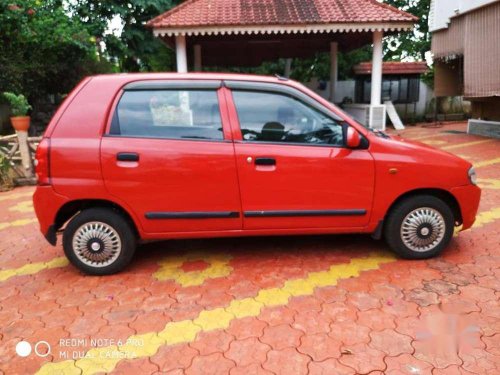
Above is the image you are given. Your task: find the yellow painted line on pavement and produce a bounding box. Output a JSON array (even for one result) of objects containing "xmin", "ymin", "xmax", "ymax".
[
  {"xmin": 0, "ymin": 257, "xmax": 68, "ymax": 282},
  {"xmin": 478, "ymin": 179, "xmax": 500, "ymax": 190},
  {"xmin": 475, "ymin": 157, "xmax": 500, "ymax": 169},
  {"xmin": 8, "ymin": 200, "xmax": 34, "ymax": 213},
  {"xmin": 36, "ymin": 253, "xmax": 395, "ymax": 375},
  {"xmin": 0, "ymin": 218, "xmax": 37, "ymax": 231},
  {"xmin": 421, "ymin": 140, "xmax": 447, "ymax": 146},
  {"xmin": 154, "ymin": 252, "xmax": 233, "ymax": 287},
  {"xmin": 455, "ymin": 206, "xmax": 500, "ymax": 236},
  {"xmin": 441, "ymin": 139, "xmax": 495, "ymax": 151},
  {"xmin": 0, "ymin": 191, "xmax": 33, "ymax": 202},
  {"xmin": 404, "ymin": 134, "xmax": 440, "ymax": 141},
  {"xmin": 473, "ymin": 207, "xmax": 500, "ymax": 229}
]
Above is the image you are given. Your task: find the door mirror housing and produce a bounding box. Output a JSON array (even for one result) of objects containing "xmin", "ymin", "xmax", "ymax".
[{"xmin": 346, "ymin": 127, "xmax": 361, "ymax": 149}]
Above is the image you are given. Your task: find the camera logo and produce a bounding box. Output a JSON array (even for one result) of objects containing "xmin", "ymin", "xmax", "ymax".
[{"xmin": 16, "ymin": 341, "xmax": 51, "ymax": 358}]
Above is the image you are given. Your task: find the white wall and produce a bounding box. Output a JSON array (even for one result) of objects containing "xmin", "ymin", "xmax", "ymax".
[
  {"xmin": 459, "ymin": 0, "xmax": 498, "ymax": 13},
  {"xmin": 305, "ymin": 79, "xmax": 434, "ymax": 119},
  {"xmin": 393, "ymin": 82, "xmax": 434, "ymax": 119},
  {"xmin": 304, "ymin": 78, "xmax": 356, "ymax": 103},
  {"xmin": 429, "ymin": 0, "xmax": 498, "ymax": 31}
]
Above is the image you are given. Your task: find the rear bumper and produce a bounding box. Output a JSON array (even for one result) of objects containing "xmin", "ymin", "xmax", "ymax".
[
  {"xmin": 33, "ymin": 186, "xmax": 69, "ymax": 245},
  {"xmin": 451, "ymin": 184, "xmax": 481, "ymax": 230}
]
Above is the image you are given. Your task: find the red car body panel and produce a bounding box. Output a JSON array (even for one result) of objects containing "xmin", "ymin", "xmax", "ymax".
[
  {"xmin": 100, "ymin": 137, "xmax": 242, "ymax": 233},
  {"xmin": 223, "ymin": 87, "xmax": 375, "ymax": 230},
  {"xmin": 450, "ymin": 185, "xmax": 481, "ymax": 230},
  {"xmin": 33, "ymin": 73, "xmax": 481, "ymax": 243}
]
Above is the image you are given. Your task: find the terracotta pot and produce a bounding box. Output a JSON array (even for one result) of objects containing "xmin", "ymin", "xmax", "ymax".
[{"xmin": 10, "ymin": 116, "xmax": 30, "ymax": 132}]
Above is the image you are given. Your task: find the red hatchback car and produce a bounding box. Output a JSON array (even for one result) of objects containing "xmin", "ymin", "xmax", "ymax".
[{"xmin": 33, "ymin": 73, "xmax": 481, "ymax": 275}]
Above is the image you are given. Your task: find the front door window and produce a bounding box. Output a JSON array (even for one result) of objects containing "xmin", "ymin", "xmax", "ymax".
[{"xmin": 232, "ymin": 91, "xmax": 344, "ymax": 146}]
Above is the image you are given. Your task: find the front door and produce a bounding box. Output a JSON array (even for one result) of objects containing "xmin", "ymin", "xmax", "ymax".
[
  {"xmin": 225, "ymin": 84, "xmax": 375, "ymax": 230},
  {"xmin": 101, "ymin": 81, "xmax": 242, "ymax": 234}
]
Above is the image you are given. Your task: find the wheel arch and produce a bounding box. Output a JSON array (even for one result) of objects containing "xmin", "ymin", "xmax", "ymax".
[
  {"xmin": 373, "ymin": 188, "xmax": 462, "ymax": 240},
  {"xmin": 54, "ymin": 199, "xmax": 140, "ymax": 238},
  {"xmin": 389, "ymin": 188, "xmax": 462, "ymax": 224}
]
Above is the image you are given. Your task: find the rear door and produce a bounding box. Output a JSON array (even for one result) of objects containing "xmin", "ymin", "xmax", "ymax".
[
  {"xmin": 224, "ymin": 81, "xmax": 375, "ymax": 230},
  {"xmin": 100, "ymin": 80, "xmax": 242, "ymax": 234}
]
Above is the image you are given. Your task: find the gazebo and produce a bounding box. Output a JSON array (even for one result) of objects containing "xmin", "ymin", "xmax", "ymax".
[{"xmin": 148, "ymin": 0, "xmax": 417, "ymax": 128}]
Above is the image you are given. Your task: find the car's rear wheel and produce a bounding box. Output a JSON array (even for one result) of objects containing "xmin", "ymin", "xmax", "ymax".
[
  {"xmin": 384, "ymin": 195, "xmax": 455, "ymax": 259},
  {"xmin": 63, "ymin": 208, "xmax": 136, "ymax": 275}
]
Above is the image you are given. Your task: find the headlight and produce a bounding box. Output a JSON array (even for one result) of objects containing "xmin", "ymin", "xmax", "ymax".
[{"xmin": 468, "ymin": 167, "xmax": 477, "ymax": 185}]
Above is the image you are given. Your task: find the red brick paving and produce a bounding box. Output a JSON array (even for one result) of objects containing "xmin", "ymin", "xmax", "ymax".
[{"xmin": 0, "ymin": 122, "xmax": 499, "ymax": 374}]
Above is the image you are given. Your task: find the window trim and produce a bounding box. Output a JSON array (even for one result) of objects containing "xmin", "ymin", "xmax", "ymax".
[
  {"xmin": 225, "ymin": 81, "xmax": 344, "ymax": 122},
  {"xmin": 107, "ymin": 86, "xmax": 228, "ymax": 142},
  {"xmin": 123, "ymin": 80, "xmax": 223, "ymax": 91},
  {"xmin": 228, "ymin": 85, "xmax": 347, "ymax": 148}
]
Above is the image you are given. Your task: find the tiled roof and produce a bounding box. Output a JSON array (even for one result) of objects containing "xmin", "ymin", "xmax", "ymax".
[
  {"xmin": 354, "ymin": 61, "xmax": 429, "ymax": 75},
  {"xmin": 148, "ymin": 0, "xmax": 417, "ymax": 30}
]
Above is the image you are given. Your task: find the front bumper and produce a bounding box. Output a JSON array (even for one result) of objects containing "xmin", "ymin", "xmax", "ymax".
[{"xmin": 451, "ymin": 184, "xmax": 482, "ymax": 231}]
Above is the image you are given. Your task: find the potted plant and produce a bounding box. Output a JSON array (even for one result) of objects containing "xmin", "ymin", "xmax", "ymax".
[
  {"xmin": 3, "ymin": 92, "xmax": 32, "ymax": 132},
  {"xmin": 0, "ymin": 155, "xmax": 14, "ymax": 191}
]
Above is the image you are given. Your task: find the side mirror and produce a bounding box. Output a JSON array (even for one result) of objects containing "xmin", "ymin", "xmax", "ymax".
[{"xmin": 346, "ymin": 127, "xmax": 361, "ymax": 149}]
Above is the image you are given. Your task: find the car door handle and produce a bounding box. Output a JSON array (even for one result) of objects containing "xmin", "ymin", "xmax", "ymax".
[
  {"xmin": 255, "ymin": 157, "xmax": 276, "ymax": 166},
  {"xmin": 116, "ymin": 152, "xmax": 139, "ymax": 162}
]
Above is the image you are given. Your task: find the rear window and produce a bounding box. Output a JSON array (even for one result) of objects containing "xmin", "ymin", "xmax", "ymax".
[{"xmin": 110, "ymin": 90, "xmax": 223, "ymax": 140}]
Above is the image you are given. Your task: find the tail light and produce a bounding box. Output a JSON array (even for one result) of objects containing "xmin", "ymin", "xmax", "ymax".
[{"xmin": 34, "ymin": 138, "xmax": 51, "ymax": 185}]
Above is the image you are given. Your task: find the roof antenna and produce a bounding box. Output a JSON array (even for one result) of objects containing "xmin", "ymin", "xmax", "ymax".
[{"xmin": 274, "ymin": 74, "xmax": 289, "ymax": 81}]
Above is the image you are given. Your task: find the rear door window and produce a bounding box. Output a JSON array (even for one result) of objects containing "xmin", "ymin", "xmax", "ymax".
[{"xmin": 110, "ymin": 90, "xmax": 223, "ymax": 140}]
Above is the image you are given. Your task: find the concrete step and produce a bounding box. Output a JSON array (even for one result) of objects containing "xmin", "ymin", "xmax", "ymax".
[{"xmin": 467, "ymin": 119, "xmax": 500, "ymax": 139}]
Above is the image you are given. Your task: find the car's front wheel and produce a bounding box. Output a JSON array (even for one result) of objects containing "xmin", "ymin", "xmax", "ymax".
[
  {"xmin": 384, "ymin": 195, "xmax": 455, "ymax": 259},
  {"xmin": 63, "ymin": 208, "xmax": 136, "ymax": 275}
]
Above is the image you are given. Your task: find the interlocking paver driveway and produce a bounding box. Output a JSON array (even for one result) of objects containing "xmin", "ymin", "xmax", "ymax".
[{"xmin": 0, "ymin": 122, "xmax": 499, "ymax": 375}]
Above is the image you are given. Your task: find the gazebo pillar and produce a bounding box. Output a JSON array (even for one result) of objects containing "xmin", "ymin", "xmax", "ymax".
[
  {"xmin": 370, "ymin": 30, "xmax": 384, "ymax": 106},
  {"xmin": 329, "ymin": 42, "xmax": 338, "ymax": 102},
  {"xmin": 175, "ymin": 35, "xmax": 188, "ymax": 73},
  {"xmin": 194, "ymin": 44, "xmax": 202, "ymax": 71}
]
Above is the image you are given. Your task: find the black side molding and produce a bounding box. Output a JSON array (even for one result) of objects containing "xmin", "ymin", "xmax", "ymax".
[
  {"xmin": 244, "ymin": 209, "xmax": 367, "ymax": 218},
  {"xmin": 146, "ymin": 211, "xmax": 240, "ymax": 220}
]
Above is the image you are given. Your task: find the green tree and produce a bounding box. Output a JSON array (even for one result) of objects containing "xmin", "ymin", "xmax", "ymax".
[
  {"xmin": 384, "ymin": 0, "xmax": 431, "ymax": 61},
  {"xmin": 69, "ymin": 0, "xmax": 181, "ymax": 72},
  {"xmin": 0, "ymin": 0, "xmax": 106, "ymax": 99}
]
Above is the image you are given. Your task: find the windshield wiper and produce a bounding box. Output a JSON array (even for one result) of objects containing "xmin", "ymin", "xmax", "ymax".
[{"xmin": 368, "ymin": 128, "xmax": 390, "ymax": 139}]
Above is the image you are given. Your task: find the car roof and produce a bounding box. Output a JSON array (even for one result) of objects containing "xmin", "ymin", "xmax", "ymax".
[{"xmin": 89, "ymin": 72, "xmax": 302, "ymax": 88}]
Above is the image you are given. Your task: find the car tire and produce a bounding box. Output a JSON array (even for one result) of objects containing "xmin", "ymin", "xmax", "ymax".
[
  {"xmin": 63, "ymin": 208, "xmax": 136, "ymax": 275},
  {"xmin": 384, "ymin": 195, "xmax": 455, "ymax": 259}
]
